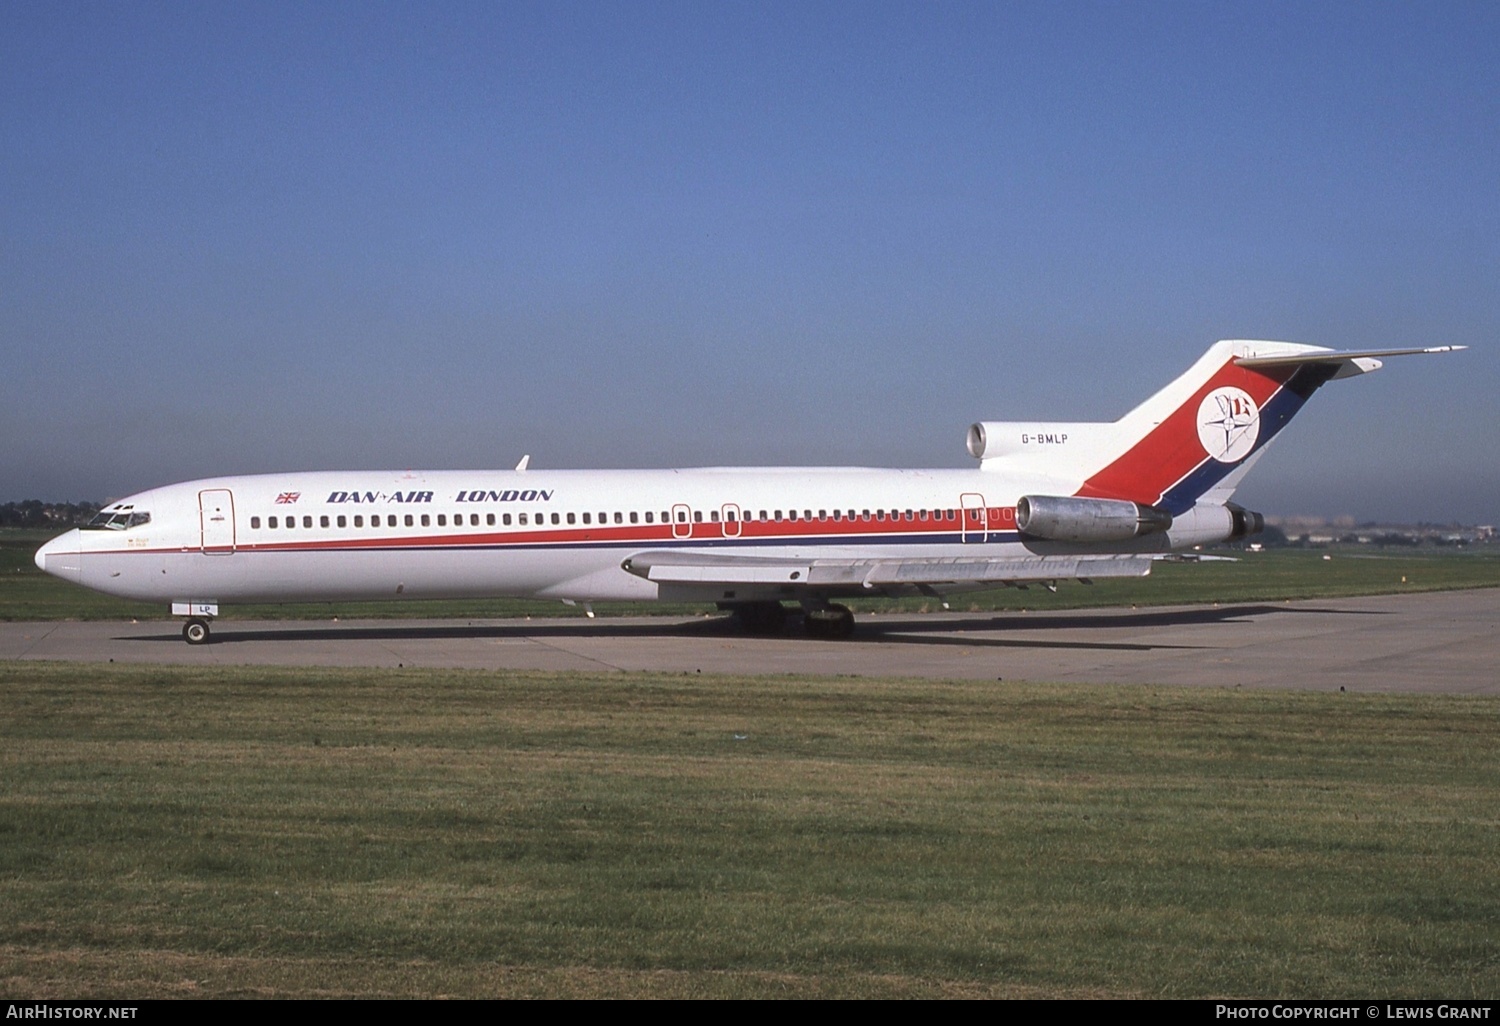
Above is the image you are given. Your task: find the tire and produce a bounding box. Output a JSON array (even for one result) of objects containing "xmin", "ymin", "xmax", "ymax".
[
  {"xmin": 182, "ymin": 618, "xmax": 211, "ymax": 645},
  {"xmin": 804, "ymin": 604, "xmax": 855, "ymax": 639},
  {"xmin": 828, "ymin": 604, "xmax": 855, "ymax": 639}
]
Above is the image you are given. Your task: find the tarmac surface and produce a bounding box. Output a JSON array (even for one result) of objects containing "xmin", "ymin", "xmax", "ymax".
[{"xmin": 3, "ymin": 588, "xmax": 1497, "ymax": 693}]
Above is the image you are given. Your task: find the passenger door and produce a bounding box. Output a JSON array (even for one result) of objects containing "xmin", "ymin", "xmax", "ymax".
[{"xmin": 199, "ymin": 489, "xmax": 236, "ymax": 554}]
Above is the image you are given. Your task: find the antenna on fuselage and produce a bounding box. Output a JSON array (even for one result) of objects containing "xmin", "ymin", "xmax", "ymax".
[{"xmin": 515, "ymin": 454, "xmax": 530, "ymax": 472}]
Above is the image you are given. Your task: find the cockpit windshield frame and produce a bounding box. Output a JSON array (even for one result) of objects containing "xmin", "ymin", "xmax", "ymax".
[{"xmin": 83, "ymin": 507, "xmax": 151, "ymax": 531}]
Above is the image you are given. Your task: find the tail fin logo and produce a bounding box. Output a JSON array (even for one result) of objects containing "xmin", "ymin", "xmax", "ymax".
[{"xmin": 1197, "ymin": 387, "xmax": 1260, "ymax": 463}]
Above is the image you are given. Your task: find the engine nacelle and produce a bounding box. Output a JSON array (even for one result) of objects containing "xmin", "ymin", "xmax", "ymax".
[
  {"xmin": 1163, "ymin": 503, "xmax": 1265, "ymax": 547},
  {"xmin": 1016, "ymin": 495, "xmax": 1173, "ymax": 542},
  {"xmin": 967, "ymin": 421, "xmax": 1111, "ymax": 462}
]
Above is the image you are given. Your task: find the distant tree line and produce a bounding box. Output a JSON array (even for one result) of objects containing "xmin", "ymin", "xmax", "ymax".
[{"xmin": 0, "ymin": 500, "xmax": 102, "ymax": 528}]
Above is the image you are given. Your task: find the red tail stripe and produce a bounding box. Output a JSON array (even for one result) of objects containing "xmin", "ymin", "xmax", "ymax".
[{"xmin": 1078, "ymin": 359, "xmax": 1294, "ymax": 504}]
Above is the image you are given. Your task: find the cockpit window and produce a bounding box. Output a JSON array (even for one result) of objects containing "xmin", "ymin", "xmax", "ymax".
[{"xmin": 83, "ymin": 508, "xmax": 151, "ymax": 531}]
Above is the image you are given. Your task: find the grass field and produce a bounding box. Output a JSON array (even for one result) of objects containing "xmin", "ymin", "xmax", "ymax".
[
  {"xmin": 2, "ymin": 662, "xmax": 1497, "ymax": 998},
  {"xmin": 4, "ymin": 527, "xmax": 1498, "ymax": 622}
]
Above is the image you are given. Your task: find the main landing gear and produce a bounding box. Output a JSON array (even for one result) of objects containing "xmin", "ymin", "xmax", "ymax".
[
  {"xmin": 726, "ymin": 601, "xmax": 788, "ymax": 635},
  {"xmin": 182, "ymin": 617, "xmax": 212, "ymax": 645},
  {"xmin": 802, "ymin": 603, "xmax": 856, "ymax": 639},
  {"xmin": 722, "ymin": 601, "xmax": 856, "ymax": 639}
]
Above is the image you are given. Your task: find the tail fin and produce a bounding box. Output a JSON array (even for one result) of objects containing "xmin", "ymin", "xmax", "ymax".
[{"xmin": 970, "ymin": 341, "xmax": 1464, "ymax": 515}]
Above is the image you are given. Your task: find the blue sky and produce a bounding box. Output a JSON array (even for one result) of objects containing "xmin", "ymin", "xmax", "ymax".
[{"xmin": 3, "ymin": 1, "xmax": 1496, "ymax": 522}]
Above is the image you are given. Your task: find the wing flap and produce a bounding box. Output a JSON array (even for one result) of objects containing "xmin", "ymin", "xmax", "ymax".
[
  {"xmin": 623, "ymin": 551, "xmax": 1153, "ymax": 589},
  {"xmin": 861, "ymin": 555, "xmax": 1152, "ymax": 584}
]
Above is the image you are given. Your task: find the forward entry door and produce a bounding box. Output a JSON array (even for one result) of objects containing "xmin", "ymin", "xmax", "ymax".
[{"xmin": 199, "ymin": 489, "xmax": 236, "ymax": 554}]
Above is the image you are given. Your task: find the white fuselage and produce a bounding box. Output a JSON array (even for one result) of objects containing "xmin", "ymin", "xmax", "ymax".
[{"xmin": 34, "ymin": 466, "xmax": 1201, "ymax": 609}]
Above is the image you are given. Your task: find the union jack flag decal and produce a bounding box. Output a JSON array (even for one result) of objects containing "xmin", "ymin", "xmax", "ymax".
[{"xmin": 275, "ymin": 492, "xmax": 301, "ymax": 504}]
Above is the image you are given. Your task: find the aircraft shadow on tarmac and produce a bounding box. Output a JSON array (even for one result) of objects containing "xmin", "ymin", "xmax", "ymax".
[
  {"xmin": 847, "ymin": 604, "xmax": 1383, "ymax": 652},
  {"xmin": 117, "ymin": 602, "xmax": 1384, "ymax": 653}
]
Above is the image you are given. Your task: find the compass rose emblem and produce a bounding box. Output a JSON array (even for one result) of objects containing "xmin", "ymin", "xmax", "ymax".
[{"xmin": 1196, "ymin": 386, "xmax": 1260, "ymax": 463}]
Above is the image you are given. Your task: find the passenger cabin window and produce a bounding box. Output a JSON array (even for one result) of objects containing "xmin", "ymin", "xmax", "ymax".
[
  {"xmin": 354, "ymin": 516, "xmax": 363, "ymax": 528},
  {"xmin": 250, "ymin": 516, "xmax": 261, "ymax": 529},
  {"xmin": 437, "ymin": 514, "xmax": 447, "ymax": 527},
  {"xmin": 321, "ymin": 515, "xmax": 330, "ymax": 528},
  {"xmin": 629, "ymin": 512, "xmax": 639, "ymax": 524}
]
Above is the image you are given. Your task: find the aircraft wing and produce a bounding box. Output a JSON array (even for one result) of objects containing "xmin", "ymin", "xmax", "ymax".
[{"xmin": 621, "ymin": 550, "xmax": 1153, "ymax": 592}]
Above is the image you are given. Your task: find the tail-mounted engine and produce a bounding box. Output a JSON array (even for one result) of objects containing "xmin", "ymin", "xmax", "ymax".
[{"xmin": 1016, "ymin": 495, "xmax": 1173, "ymax": 543}]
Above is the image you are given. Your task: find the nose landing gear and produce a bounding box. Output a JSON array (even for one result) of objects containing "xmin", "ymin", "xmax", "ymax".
[{"xmin": 172, "ymin": 603, "xmax": 219, "ymax": 645}]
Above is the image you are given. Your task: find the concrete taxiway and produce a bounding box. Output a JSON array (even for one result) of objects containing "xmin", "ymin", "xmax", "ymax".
[{"xmin": 2, "ymin": 588, "xmax": 1496, "ymax": 693}]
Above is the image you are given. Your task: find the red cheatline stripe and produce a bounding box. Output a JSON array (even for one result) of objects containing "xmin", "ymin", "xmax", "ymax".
[{"xmin": 89, "ymin": 507, "xmax": 1024, "ymax": 557}]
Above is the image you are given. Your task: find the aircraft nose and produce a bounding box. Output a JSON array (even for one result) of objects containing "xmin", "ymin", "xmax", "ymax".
[{"xmin": 35, "ymin": 529, "xmax": 82, "ymax": 581}]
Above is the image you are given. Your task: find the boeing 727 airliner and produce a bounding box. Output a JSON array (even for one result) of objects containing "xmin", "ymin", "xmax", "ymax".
[{"xmin": 34, "ymin": 340, "xmax": 1463, "ymax": 643}]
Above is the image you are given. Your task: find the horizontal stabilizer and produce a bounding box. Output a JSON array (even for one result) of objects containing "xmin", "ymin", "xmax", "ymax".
[{"xmin": 1234, "ymin": 345, "xmax": 1465, "ymax": 367}]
